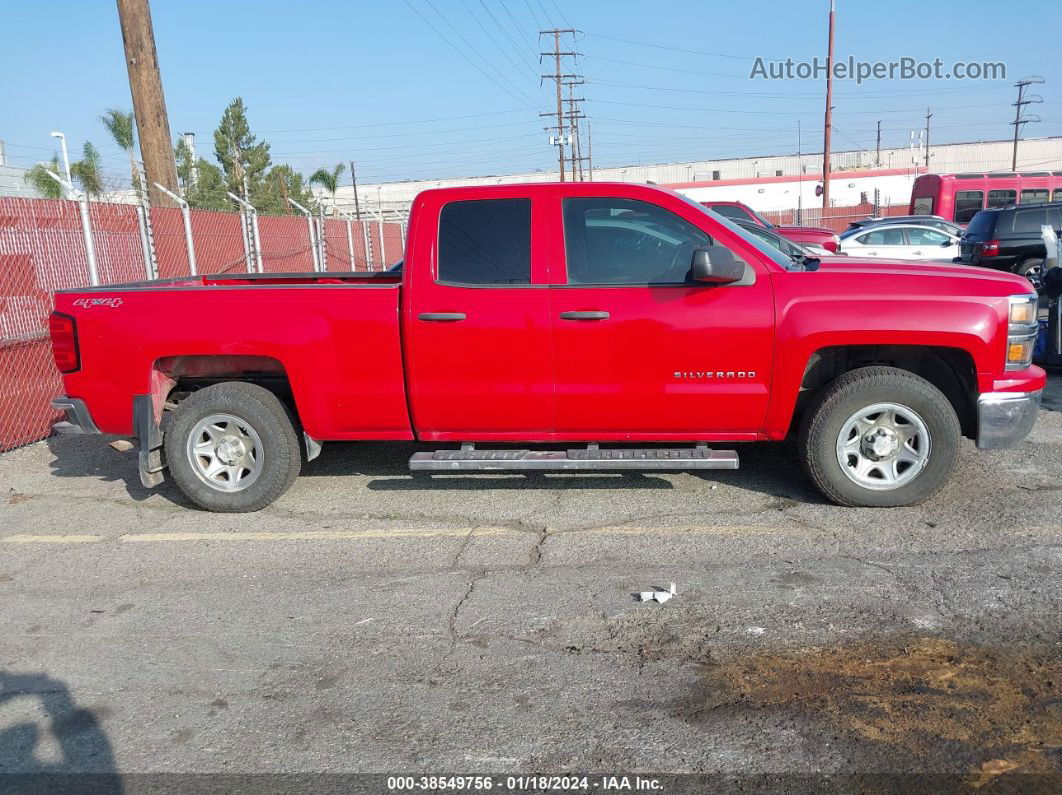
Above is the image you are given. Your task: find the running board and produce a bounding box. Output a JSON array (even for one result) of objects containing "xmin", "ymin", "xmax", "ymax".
[{"xmin": 409, "ymin": 445, "xmax": 739, "ymax": 472}]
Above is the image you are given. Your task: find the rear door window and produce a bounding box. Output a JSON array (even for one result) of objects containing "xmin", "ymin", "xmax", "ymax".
[
  {"xmin": 1013, "ymin": 208, "xmax": 1049, "ymax": 234},
  {"xmin": 438, "ymin": 199, "xmax": 531, "ymax": 285},
  {"xmin": 954, "ymin": 191, "xmax": 983, "ymax": 223},
  {"xmin": 906, "ymin": 228, "xmax": 950, "ymax": 246},
  {"xmin": 860, "ymin": 228, "xmax": 906, "ymax": 246}
]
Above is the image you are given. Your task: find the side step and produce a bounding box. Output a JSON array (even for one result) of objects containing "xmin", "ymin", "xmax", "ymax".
[{"xmin": 409, "ymin": 445, "xmax": 739, "ymax": 472}]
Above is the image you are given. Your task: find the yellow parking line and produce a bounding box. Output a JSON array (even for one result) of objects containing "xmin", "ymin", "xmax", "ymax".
[{"xmin": 2, "ymin": 534, "xmax": 102, "ymax": 544}]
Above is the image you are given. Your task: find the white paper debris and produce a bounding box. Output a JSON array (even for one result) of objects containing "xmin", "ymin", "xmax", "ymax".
[{"xmin": 639, "ymin": 583, "xmax": 677, "ymax": 603}]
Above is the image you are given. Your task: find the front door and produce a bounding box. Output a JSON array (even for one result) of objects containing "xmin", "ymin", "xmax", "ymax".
[
  {"xmin": 550, "ymin": 195, "xmax": 775, "ymax": 438},
  {"xmin": 403, "ymin": 192, "xmax": 554, "ymax": 439}
]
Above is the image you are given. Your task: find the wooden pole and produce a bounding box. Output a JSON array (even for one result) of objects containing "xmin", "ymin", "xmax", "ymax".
[
  {"xmin": 821, "ymin": 0, "xmax": 835, "ymax": 209},
  {"xmin": 116, "ymin": 0, "xmax": 179, "ymax": 207}
]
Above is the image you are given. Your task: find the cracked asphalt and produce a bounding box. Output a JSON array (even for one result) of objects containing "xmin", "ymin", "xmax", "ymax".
[{"xmin": 0, "ymin": 372, "xmax": 1060, "ymax": 785}]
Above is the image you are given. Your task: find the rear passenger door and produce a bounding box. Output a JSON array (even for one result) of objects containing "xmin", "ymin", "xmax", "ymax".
[{"xmin": 403, "ymin": 192, "xmax": 554, "ymax": 438}]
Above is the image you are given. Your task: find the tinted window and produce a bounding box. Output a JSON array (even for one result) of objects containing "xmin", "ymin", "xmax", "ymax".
[
  {"xmin": 563, "ymin": 198, "xmax": 714, "ymax": 285},
  {"xmin": 438, "ymin": 199, "xmax": 531, "ymax": 285},
  {"xmin": 987, "ymin": 189, "xmax": 1016, "ymax": 209},
  {"xmin": 907, "ymin": 228, "xmax": 950, "ymax": 246},
  {"xmin": 708, "ymin": 204, "xmax": 754, "ymax": 223},
  {"xmin": 1013, "ymin": 208, "xmax": 1049, "ymax": 234},
  {"xmin": 1021, "ymin": 189, "xmax": 1049, "ymax": 203},
  {"xmin": 963, "ymin": 211, "xmax": 996, "ymax": 239},
  {"xmin": 860, "ymin": 228, "xmax": 906, "ymax": 246},
  {"xmin": 1053, "ymin": 189, "xmax": 1062, "ymax": 203},
  {"xmin": 912, "ymin": 197, "xmax": 934, "ymax": 214},
  {"xmin": 954, "ymin": 190, "xmax": 983, "ymax": 223}
]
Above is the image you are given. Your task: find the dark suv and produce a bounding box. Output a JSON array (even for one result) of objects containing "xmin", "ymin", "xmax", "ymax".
[{"xmin": 960, "ymin": 202, "xmax": 1062, "ymax": 286}]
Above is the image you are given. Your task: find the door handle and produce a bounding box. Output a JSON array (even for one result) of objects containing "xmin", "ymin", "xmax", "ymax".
[
  {"xmin": 559, "ymin": 310, "xmax": 610, "ymax": 320},
  {"xmin": 418, "ymin": 312, "xmax": 466, "ymax": 322}
]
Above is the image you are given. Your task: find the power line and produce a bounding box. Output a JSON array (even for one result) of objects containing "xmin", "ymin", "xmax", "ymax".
[{"xmin": 585, "ymin": 32, "xmax": 750, "ymax": 60}]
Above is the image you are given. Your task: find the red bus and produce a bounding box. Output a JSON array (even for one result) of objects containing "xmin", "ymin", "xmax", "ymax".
[{"xmin": 909, "ymin": 171, "xmax": 1062, "ymax": 224}]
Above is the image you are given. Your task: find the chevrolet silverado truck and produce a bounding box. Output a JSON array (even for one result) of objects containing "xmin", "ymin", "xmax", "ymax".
[{"xmin": 48, "ymin": 182, "xmax": 1045, "ymax": 512}]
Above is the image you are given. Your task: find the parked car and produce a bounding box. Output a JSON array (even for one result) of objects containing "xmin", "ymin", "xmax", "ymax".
[
  {"xmin": 958, "ymin": 202, "xmax": 1062, "ymax": 287},
  {"xmin": 730, "ymin": 218, "xmax": 835, "ymax": 259},
  {"xmin": 841, "ymin": 224, "xmax": 961, "ymax": 261},
  {"xmin": 843, "ymin": 215, "xmax": 965, "ymax": 238},
  {"xmin": 49, "ymin": 182, "xmax": 1043, "ymax": 512},
  {"xmin": 700, "ymin": 200, "xmax": 841, "ymax": 252}
]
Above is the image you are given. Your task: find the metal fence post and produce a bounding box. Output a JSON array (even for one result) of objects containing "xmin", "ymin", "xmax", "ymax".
[
  {"xmin": 317, "ymin": 205, "xmax": 328, "ymax": 272},
  {"xmin": 345, "ymin": 216, "xmax": 355, "ymax": 270},
  {"xmin": 46, "ymin": 170, "xmax": 99, "ymax": 286},
  {"xmin": 228, "ymin": 192, "xmax": 262, "ymax": 273},
  {"xmin": 135, "ymin": 205, "xmax": 156, "ymax": 279},
  {"xmin": 155, "ymin": 182, "xmax": 197, "ymax": 276},
  {"xmin": 362, "ymin": 219, "xmax": 373, "ymax": 271},
  {"xmin": 135, "ymin": 162, "xmax": 159, "ymax": 278},
  {"xmin": 286, "ymin": 198, "xmax": 319, "ymax": 272}
]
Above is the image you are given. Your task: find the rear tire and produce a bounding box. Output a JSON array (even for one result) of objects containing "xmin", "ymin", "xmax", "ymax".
[
  {"xmin": 798, "ymin": 366, "xmax": 961, "ymax": 507},
  {"xmin": 165, "ymin": 382, "xmax": 301, "ymax": 512}
]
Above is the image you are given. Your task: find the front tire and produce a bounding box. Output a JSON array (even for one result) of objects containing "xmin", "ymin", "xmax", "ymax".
[
  {"xmin": 165, "ymin": 382, "xmax": 301, "ymax": 512},
  {"xmin": 798, "ymin": 366, "xmax": 960, "ymax": 507}
]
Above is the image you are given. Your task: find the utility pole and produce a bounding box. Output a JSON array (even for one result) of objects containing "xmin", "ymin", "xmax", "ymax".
[
  {"xmin": 875, "ymin": 120, "xmax": 881, "ymax": 168},
  {"xmin": 540, "ymin": 28, "xmax": 577, "ymax": 181},
  {"xmin": 924, "ymin": 108, "xmax": 932, "ymax": 169},
  {"xmin": 1011, "ymin": 77, "xmax": 1044, "ymax": 170},
  {"xmin": 116, "ymin": 0, "xmax": 179, "ymax": 207},
  {"xmin": 563, "ymin": 78, "xmax": 588, "ymax": 180},
  {"xmin": 796, "ymin": 120, "xmax": 803, "ymax": 225},
  {"xmin": 585, "ymin": 120, "xmax": 594, "ymax": 181},
  {"xmin": 821, "ymin": 0, "xmax": 836, "ymax": 208},
  {"xmin": 349, "ymin": 161, "xmax": 362, "ymax": 220}
]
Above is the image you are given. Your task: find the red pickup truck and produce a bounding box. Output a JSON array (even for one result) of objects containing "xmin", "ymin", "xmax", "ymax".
[
  {"xmin": 49, "ymin": 182, "xmax": 1044, "ymax": 512},
  {"xmin": 700, "ymin": 200, "xmax": 841, "ymax": 252}
]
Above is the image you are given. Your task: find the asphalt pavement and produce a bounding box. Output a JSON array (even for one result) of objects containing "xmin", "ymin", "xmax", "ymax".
[{"xmin": 1, "ymin": 373, "xmax": 1060, "ymax": 789}]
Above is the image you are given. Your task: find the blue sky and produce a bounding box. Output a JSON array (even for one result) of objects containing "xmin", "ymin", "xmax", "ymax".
[{"xmin": 2, "ymin": 0, "xmax": 1059, "ymax": 185}]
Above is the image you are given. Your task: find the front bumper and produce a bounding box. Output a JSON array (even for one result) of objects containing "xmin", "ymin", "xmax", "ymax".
[
  {"xmin": 976, "ymin": 390, "xmax": 1041, "ymax": 449},
  {"xmin": 51, "ymin": 397, "xmax": 100, "ymax": 435}
]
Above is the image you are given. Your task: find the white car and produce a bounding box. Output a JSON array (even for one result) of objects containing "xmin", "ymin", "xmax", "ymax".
[{"xmin": 841, "ymin": 224, "xmax": 960, "ymax": 261}]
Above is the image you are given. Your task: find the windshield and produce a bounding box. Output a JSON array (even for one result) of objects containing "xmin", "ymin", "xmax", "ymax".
[{"xmin": 673, "ymin": 192, "xmax": 795, "ymax": 270}]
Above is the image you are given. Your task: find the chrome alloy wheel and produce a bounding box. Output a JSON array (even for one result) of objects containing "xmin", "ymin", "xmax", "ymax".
[
  {"xmin": 835, "ymin": 402, "xmax": 931, "ymax": 491},
  {"xmin": 186, "ymin": 413, "xmax": 264, "ymax": 492}
]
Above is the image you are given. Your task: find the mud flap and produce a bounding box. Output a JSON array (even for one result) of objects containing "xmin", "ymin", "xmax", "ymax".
[{"xmin": 133, "ymin": 394, "xmax": 166, "ymax": 488}]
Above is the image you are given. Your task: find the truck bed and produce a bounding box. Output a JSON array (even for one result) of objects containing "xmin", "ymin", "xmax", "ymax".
[{"xmin": 54, "ymin": 272, "xmax": 412, "ymax": 440}]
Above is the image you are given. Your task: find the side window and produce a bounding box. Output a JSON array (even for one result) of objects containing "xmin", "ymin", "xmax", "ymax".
[
  {"xmin": 987, "ymin": 189, "xmax": 1017, "ymax": 209},
  {"xmin": 954, "ymin": 190, "xmax": 983, "ymax": 223},
  {"xmin": 907, "ymin": 228, "xmax": 949, "ymax": 246},
  {"xmin": 1020, "ymin": 189, "xmax": 1049, "ymax": 204},
  {"xmin": 438, "ymin": 199, "xmax": 531, "ymax": 285},
  {"xmin": 1053, "ymin": 189, "xmax": 1062, "ymax": 203},
  {"xmin": 563, "ymin": 198, "xmax": 714, "ymax": 285},
  {"xmin": 863, "ymin": 228, "xmax": 905, "ymax": 246}
]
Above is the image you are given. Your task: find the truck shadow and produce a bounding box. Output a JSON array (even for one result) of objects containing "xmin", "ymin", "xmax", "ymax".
[{"xmin": 0, "ymin": 669, "xmax": 120, "ymax": 792}]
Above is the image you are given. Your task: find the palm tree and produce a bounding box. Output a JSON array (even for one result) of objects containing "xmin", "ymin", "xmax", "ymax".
[
  {"xmin": 24, "ymin": 154, "xmax": 65, "ymax": 199},
  {"xmin": 309, "ymin": 162, "xmax": 345, "ymax": 216},
  {"xmin": 99, "ymin": 108, "xmax": 140, "ymax": 192},
  {"xmin": 71, "ymin": 142, "xmax": 104, "ymax": 198}
]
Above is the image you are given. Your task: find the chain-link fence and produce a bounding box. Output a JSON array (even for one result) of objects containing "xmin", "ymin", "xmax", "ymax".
[{"xmin": 0, "ymin": 194, "xmax": 405, "ymax": 452}]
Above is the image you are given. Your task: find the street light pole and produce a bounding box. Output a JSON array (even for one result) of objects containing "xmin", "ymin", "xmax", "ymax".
[{"xmin": 50, "ymin": 131, "xmax": 72, "ymax": 188}]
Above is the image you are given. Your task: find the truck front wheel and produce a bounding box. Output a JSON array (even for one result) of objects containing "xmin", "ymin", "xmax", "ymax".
[
  {"xmin": 798, "ymin": 366, "xmax": 961, "ymax": 507},
  {"xmin": 165, "ymin": 382, "xmax": 302, "ymax": 512}
]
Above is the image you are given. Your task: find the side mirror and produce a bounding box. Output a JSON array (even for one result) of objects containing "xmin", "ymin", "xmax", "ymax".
[{"xmin": 691, "ymin": 246, "xmax": 745, "ymax": 284}]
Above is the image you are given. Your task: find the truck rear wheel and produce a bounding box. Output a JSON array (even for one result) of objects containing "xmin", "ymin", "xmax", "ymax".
[
  {"xmin": 164, "ymin": 382, "xmax": 301, "ymax": 512},
  {"xmin": 798, "ymin": 366, "xmax": 960, "ymax": 507}
]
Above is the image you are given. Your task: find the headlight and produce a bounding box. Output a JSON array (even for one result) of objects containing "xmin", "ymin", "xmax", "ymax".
[{"xmin": 1005, "ymin": 294, "xmax": 1038, "ymax": 371}]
